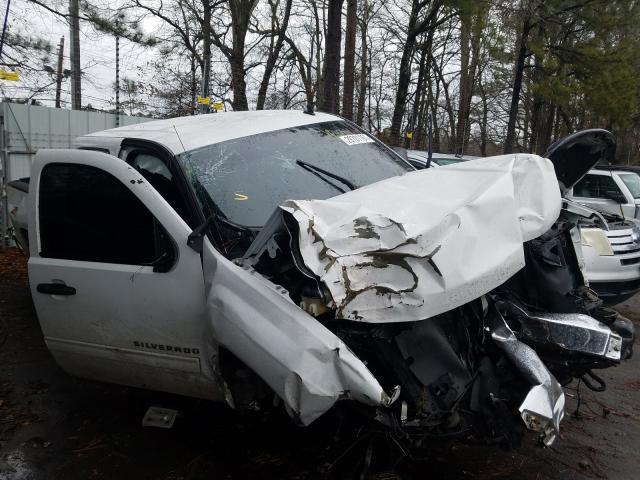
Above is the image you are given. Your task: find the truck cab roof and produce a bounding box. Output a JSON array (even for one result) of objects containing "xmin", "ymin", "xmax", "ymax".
[{"xmin": 75, "ymin": 110, "xmax": 340, "ymax": 155}]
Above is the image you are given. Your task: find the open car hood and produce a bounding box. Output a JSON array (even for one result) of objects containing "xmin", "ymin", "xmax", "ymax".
[
  {"xmin": 245, "ymin": 153, "xmax": 562, "ymax": 323},
  {"xmin": 544, "ymin": 129, "xmax": 616, "ymax": 195}
]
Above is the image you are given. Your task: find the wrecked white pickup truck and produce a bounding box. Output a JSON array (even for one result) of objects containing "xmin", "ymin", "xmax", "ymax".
[{"xmin": 8, "ymin": 112, "xmax": 633, "ymax": 448}]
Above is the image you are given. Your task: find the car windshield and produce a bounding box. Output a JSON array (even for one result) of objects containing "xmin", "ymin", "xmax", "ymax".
[
  {"xmin": 619, "ymin": 173, "xmax": 640, "ymax": 199},
  {"xmin": 178, "ymin": 121, "xmax": 412, "ymax": 227}
]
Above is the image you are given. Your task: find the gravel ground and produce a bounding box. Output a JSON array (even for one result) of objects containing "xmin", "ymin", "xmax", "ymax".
[{"xmin": 1, "ymin": 247, "xmax": 639, "ymax": 479}]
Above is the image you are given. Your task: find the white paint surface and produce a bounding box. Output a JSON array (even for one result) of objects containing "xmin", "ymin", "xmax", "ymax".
[{"xmin": 282, "ymin": 154, "xmax": 562, "ymax": 323}]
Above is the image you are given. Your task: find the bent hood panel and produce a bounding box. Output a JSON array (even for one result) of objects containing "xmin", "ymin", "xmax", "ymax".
[{"xmin": 282, "ymin": 154, "xmax": 561, "ymax": 323}]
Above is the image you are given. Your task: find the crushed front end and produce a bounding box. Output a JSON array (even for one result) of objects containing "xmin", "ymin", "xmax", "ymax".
[{"xmin": 218, "ymin": 151, "xmax": 632, "ymax": 449}]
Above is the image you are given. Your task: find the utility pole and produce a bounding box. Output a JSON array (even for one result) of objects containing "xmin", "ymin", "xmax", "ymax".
[
  {"xmin": 69, "ymin": 0, "xmax": 81, "ymax": 110},
  {"xmin": 115, "ymin": 34, "xmax": 120, "ymax": 126},
  {"xmin": 54, "ymin": 36, "xmax": 64, "ymax": 108},
  {"xmin": 199, "ymin": 57, "xmax": 210, "ymax": 114},
  {"xmin": 199, "ymin": 0, "xmax": 212, "ymax": 114}
]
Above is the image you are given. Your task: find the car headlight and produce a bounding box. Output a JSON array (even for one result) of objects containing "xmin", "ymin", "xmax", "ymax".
[{"xmin": 581, "ymin": 228, "xmax": 614, "ymax": 256}]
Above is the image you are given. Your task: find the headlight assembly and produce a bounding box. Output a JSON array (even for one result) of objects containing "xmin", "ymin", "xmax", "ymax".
[{"xmin": 581, "ymin": 228, "xmax": 614, "ymax": 256}]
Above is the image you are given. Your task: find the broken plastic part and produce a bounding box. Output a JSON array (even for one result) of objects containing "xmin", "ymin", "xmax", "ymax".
[
  {"xmin": 142, "ymin": 406, "xmax": 179, "ymax": 429},
  {"xmin": 300, "ymin": 296, "xmax": 329, "ymax": 317}
]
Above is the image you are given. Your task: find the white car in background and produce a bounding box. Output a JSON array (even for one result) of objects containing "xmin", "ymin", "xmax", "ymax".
[
  {"xmin": 569, "ymin": 168, "xmax": 640, "ymax": 218},
  {"xmin": 392, "ymin": 148, "xmax": 478, "ymax": 168},
  {"xmin": 565, "ymin": 168, "xmax": 640, "ymax": 303}
]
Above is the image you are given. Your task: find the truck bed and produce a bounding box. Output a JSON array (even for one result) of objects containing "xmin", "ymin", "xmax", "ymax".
[{"xmin": 7, "ymin": 177, "xmax": 30, "ymax": 253}]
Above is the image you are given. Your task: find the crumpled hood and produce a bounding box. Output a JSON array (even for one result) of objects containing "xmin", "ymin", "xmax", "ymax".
[{"xmin": 269, "ymin": 154, "xmax": 561, "ymax": 323}]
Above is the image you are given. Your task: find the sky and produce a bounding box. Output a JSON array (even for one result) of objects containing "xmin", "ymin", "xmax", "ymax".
[{"xmin": 2, "ymin": 0, "xmax": 157, "ymax": 111}]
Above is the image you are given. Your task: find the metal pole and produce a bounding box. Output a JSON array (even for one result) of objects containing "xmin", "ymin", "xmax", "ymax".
[
  {"xmin": 115, "ymin": 34, "xmax": 120, "ymax": 126},
  {"xmin": 199, "ymin": 57, "xmax": 210, "ymax": 114},
  {"xmin": 55, "ymin": 36, "xmax": 64, "ymax": 108},
  {"xmin": 69, "ymin": 0, "xmax": 81, "ymax": 110}
]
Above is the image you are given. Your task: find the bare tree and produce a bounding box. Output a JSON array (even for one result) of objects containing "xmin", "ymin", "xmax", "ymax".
[
  {"xmin": 256, "ymin": 0, "xmax": 293, "ymax": 110},
  {"xmin": 342, "ymin": 0, "xmax": 357, "ymax": 119},
  {"xmin": 388, "ymin": 0, "xmax": 449, "ymax": 145},
  {"xmin": 455, "ymin": 3, "xmax": 487, "ymax": 154},
  {"xmin": 503, "ymin": 3, "xmax": 533, "ymax": 153}
]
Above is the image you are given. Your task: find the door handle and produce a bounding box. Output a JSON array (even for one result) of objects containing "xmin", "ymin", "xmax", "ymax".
[{"xmin": 37, "ymin": 283, "xmax": 76, "ymax": 295}]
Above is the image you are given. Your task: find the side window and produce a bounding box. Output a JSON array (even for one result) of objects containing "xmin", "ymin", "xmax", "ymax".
[
  {"xmin": 39, "ymin": 163, "xmax": 175, "ymax": 270},
  {"xmin": 128, "ymin": 151, "xmax": 190, "ymax": 222},
  {"xmin": 574, "ymin": 174, "xmax": 622, "ymax": 199}
]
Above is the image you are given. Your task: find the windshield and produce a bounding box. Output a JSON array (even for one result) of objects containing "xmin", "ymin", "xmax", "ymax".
[
  {"xmin": 619, "ymin": 173, "xmax": 640, "ymax": 199},
  {"xmin": 178, "ymin": 121, "xmax": 412, "ymax": 227}
]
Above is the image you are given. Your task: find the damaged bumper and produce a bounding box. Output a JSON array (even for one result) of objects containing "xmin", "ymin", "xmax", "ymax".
[
  {"xmin": 490, "ymin": 314, "xmax": 565, "ymax": 446},
  {"xmin": 499, "ymin": 302, "xmax": 623, "ymax": 362}
]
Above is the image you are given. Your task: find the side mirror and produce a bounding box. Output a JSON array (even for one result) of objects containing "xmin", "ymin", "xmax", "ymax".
[{"xmin": 187, "ymin": 216, "xmax": 213, "ymax": 253}]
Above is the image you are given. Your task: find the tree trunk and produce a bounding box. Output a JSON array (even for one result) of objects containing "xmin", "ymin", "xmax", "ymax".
[
  {"xmin": 504, "ymin": 15, "xmax": 531, "ymax": 154},
  {"xmin": 257, "ymin": 0, "xmax": 293, "ymax": 110},
  {"xmin": 228, "ymin": 0, "xmax": 258, "ymax": 111},
  {"xmin": 433, "ymin": 58, "xmax": 455, "ymax": 151},
  {"xmin": 431, "ymin": 97, "xmax": 440, "ymax": 152},
  {"xmin": 389, "ymin": 1, "xmax": 421, "ymax": 145},
  {"xmin": 321, "ymin": 0, "xmax": 344, "ymax": 113},
  {"xmin": 341, "ymin": 0, "xmax": 357, "ymax": 119},
  {"xmin": 310, "ymin": 0, "xmax": 323, "ymax": 108},
  {"xmin": 355, "ymin": 12, "xmax": 368, "ymax": 126},
  {"xmin": 455, "ymin": 6, "xmax": 485, "ymax": 154},
  {"xmin": 455, "ymin": 10, "xmax": 471, "ymax": 154},
  {"xmin": 478, "ymin": 76, "xmax": 488, "ymax": 156},
  {"xmin": 406, "ymin": 43, "xmax": 428, "ymax": 148},
  {"xmin": 415, "ymin": 28, "xmax": 435, "ymax": 148}
]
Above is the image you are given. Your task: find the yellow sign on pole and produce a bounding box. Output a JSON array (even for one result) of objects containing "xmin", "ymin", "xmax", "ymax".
[
  {"xmin": 405, "ymin": 131, "xmax": 413, "ymax": 140},
  {"xmin": 212, "ymin": 101, "xmax": 224, "ymax": 112},
  {"xmin": 0, "ymin": 70, "xmax": 20, "ymax": 81},
  {"xmin": 196, "ymin": 96, "xmax": 210, "ymax": 105}
]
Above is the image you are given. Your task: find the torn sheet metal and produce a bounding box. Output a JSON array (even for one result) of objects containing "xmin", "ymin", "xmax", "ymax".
[
  {"xmin": 281, "ymin": 154, "xmax": 561, "ymax": 323},
  {"xmin": 202, "ymin": 240, "xmax": 399, "ymax": 425},
  {"xmin": 491, "ymin": 315, "xmax": 565, "ymax": 446}
]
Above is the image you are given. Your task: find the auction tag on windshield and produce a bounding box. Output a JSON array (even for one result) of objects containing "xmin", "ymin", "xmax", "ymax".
[{"xmin": 339, "ymin": 134, "xmax": 375, "ymax": 146}]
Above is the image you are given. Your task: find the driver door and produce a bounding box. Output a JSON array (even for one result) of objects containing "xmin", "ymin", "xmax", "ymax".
[{"xmin": 28, "ymin": 149, "xmax": 223, "ymax": 401}]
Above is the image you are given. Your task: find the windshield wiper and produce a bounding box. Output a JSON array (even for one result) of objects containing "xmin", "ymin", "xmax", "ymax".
[{"xmin": 296, "ymin": 159, "xmax": 357, "ymax": 192}]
